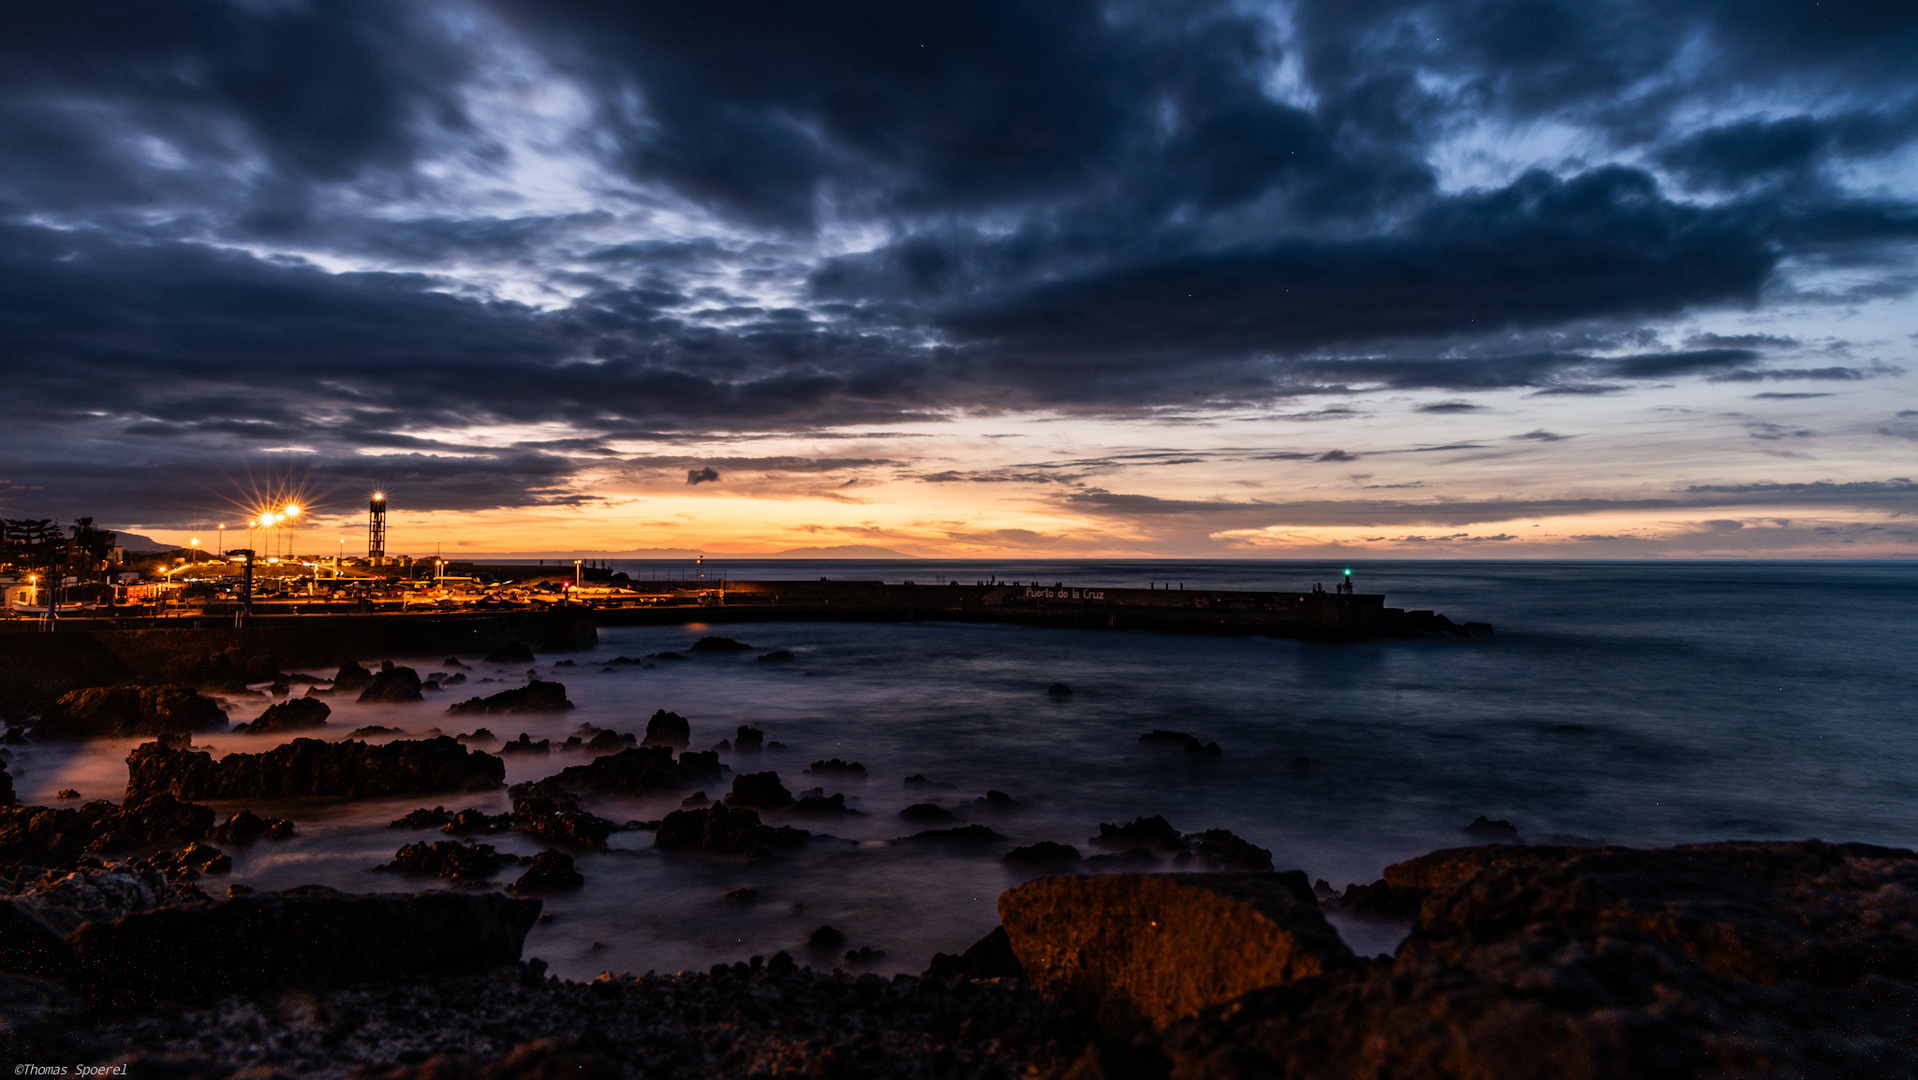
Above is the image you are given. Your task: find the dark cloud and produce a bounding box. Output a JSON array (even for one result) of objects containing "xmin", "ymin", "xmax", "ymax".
[
  {"xmin": 0, "ymin": 0, "xmax": 1912, "ymax": 523},
  {"xmin": 685, "ymin": 467, "xmax": 720, "ymax": 485},
  {"xmin": 1751, "ymin": 392, "xmax": 1833, "ymax": 399},
  {"xmin": 1511, "ymin": 430, "xmax": 1573, "ymax": 441}
]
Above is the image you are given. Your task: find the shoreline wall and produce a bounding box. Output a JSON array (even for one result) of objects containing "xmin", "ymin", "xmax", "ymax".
[{"xmin": 0, "ymin": 611, "xmax": 596, "ymax": 717}]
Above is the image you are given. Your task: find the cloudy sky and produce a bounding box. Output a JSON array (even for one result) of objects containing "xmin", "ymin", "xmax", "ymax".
[{"xmin": 3, "ymin": 0, "xmax": 1915, "ymax": 558}]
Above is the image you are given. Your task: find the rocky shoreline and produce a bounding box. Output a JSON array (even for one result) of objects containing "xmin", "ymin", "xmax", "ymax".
[{"xmin": 3, "ymin": 664, "xmax": 1916, "ymax": 1077}]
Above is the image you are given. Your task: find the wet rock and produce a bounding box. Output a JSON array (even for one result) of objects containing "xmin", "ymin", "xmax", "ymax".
[
  {"xmin": 207, "ymin": 810, "xmax": 294, "ymax": 843},
  {"xmin": 0, "ymin": 766, "xmax": 12, "ymax": 808},
  {"xmin": 903, "ymin": 773, "xmax": 956, "ymax": 790},
  {"xmin": 808, "ymin": 925, "xmax": 846, "ymax": 949},
  {"xmin": 55, "ymin": 790, "xmax": 79, "ymax": 801},
  {"xmin": 971, "ymin": 789, "xmax": 1020, "ymax": 812},
  {"xmin": 1461, "ymin": 815, "xmax": 1521, "ymax": 842},
  {"xmin": 91, "ymin": 793, "xmax": 216, "ymax": 850},
  {"xmin": 375, "ymin": 840, "xmax": 510, "ymax": 882},
  {"xmin": 1089, "ymin": 815, "xmax": 1187, "ymax": 853},
  {"xmin": 507, "ymin": 850, "xmax": 583, "ymax": 896},
  {"xmin": 65, "ymin": 886, "xmax": 541, "ymax": 1009},
  {"xmin": 0, "ymin": 806, "xmax": 102, "ymax": 869},
  {"xmin": 126, "ymin": 737, "xmax": 505, "ymax": 800},
  {"xmin": 497, "ymin": 734, "xmax": 552, "ymax": 756},
  {"xmin": 790, "ymin": 793, "xmax": 865, "ymax": 819},
  {"xmin": 456, "ymin": 727, "xmax": 497, "ymax": 744},
  {"xmin": 680, "ymin": 792, "xmax": 709, "ymax": 808},
  {"xmin": 1156, "ymin": 841, "xmax": 1918, "ymax": 1079},
  {"xmin": 483, "ymin": 642, "xmax": 537, "ymax": 665},
  {"xmin": 733, "ymin": 725, "xmax": 765, "ymax": 752},
  {"xmin": 901, "ymin": 824, "xmax": 1008, "ymax": 845},
  {"xmin": 33, "ymin": 686, "xmax": 228, "ymax": 739},
  {"xmin": 1000, "ymin": 871, "xmax": 1354, "ymax": 1032},
  {"xmin": 533, "ymin": 746, "xmax": 691, "ymax": 797},
  {"xmin": 391, "ymin": 806, "xmax": 454, "ymax": 829},
  {"xmin": 677, "ymin": 749, "xmax": 724, "ymax": 784},
  {"xmin": 358, "ymin": 666, "xmax": 424, "ymax": 704},
  {"xmin": 756, "ymin": 650, "xmax": 794, "ymax": 663},
  {"xmin": 642, "ymin": 709, "xmax": 691, "ymax": 750},
  {"xmin": 689, "ymin": 636, "xmax": 752, "ymax": 653},
  {"xmin": 1186, "ymin": 829, "xmax": 1274, "ymax": 872},
  {"xmin": 925, "ymin": 925, "xmax": 1027, "ymax": 981},
  {"xmin": 444, "ymin": 808, "xmax": 515, "ymax": 835},
  {"xmin": 445, "ymin": 680, "xmax": 575, "ymax": 717},
  {"xmin": 648, "ymin": 652, "xmax": 685, "ymax": 661},
  {"xmin": 725, "ymin": 771, "xmax": 794, "ymax": 810},
  {"xmin": 583, "ymin": 728, "xmax": 637, "ymax": 755},
  {"xmin": 233, "ymin": 696, "xmax": 330, "ymax": 735},
  {"xmin": 347, "ymin": 725, "xmax": 407, "ymax": 738},
  {"xmin": 1046, "ymin": 683, "xmax": 1073, "ymax": 696},
  {"xmin": 508, "ymin": 788, "xmax": 617, "ymax": 850},
  {"xmin": 444, "ymin": 657, "xmax": 468, "ymax": 669},
  {"xmin": 845, "ymin": 946, "xmax": 886, "ymax": 964},
  {"xmin": 900, "ymin": 802, "xmax": 961, "ymax": 825},
  {"xmin": 654, "ymin": 804, "xmax": 809, "ymax": 859},
  {"xmin": 1004, "ymin": 841, "xmax": 1083, "ymax": 869},
  {"xmin": 328, "ymin": 662, "xmax": 375, "ymax": 695},
  {"xmin": 804, "ymin": 758, "xmax": 866, "ymax": 779},
  {"xmin": 143, "ymin": 841, "xmax": 230, "ymax": 879}
]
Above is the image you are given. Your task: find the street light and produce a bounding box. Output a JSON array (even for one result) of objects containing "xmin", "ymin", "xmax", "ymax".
[{"xmin": 189, "ymin": 537, "xmax": 200, "ymax": 566}]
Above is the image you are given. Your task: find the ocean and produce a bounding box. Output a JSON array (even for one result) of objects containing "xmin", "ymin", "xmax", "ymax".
[{"xmin": 15, "ymin": 560, "xmax": 1918, "ymax": 978}]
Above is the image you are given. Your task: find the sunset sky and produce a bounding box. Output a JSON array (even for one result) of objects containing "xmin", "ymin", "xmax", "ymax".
[{"xmin": 3, "ymin": 1, "xmax": 1915, "ymax": 558}]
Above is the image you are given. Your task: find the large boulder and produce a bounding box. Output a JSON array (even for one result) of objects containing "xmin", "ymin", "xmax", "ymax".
[
  {"xmin": 65, "ymin": 886, "xmax": 540, "ymax": 1010},
  {"xmin": 33, "ymin": 687, "xmax": 227, "ymax": 739},
  {"xmin": 328, "ymin": 662, "xmax": 375, "ymax": 695},
  {"xmin": 1148, "ymin": 841, "xmax": 1918, "ymax": 1079},
  {"xmin": 233, "ymin": 697, "xmax": 330, "ymax": 735},
  {"xmin": 445, "ymin": 680, "xmax": 575, "ymax": 716},
  {"xmin": 507, "ymin": 785, "xmax": 618, "ymax": 850},
  {"xmin": 358, "ymin": 666, "xmax": 424, "ymax": 704},
  {"xmin": 533, "ymin": 745, "xmax": 696, "ymax": 797},
  {"xmin": 998, "ymin": 872, "xmax": 1354, "ymax": 1032},
  {"xmin": 0, "ymin": 795, "xmax": 215, "ymax": 869},
  {"xmin": 725, "ymin": 771, "xmax": 794, "ymax": 810},
  {"xmin": 125, "ymin": 737, "xmax": 505, "ymax": 800},
  {"xmin": 642, "ymin": 709, "xmax": 691, "ymax": 749}
]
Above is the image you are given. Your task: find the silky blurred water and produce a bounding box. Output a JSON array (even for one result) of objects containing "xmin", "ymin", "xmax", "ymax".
[{"xmin": 11, "ymin": 560, "xmax": 1917, "ymax": 980}]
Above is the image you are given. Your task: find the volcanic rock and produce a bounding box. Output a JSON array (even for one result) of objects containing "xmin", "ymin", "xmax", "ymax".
[
  {"xmin": 971, "ymin": 789, "xmax": 1019, "ymax": 812},
  {"xmin": 1187, "ymin": 829, "xmax": 1274, "ymax": 872},
  {"xmin": 483, "ymin": 642, "xmax": 537, "ymax": 665},
  {"xmin": 903, "ymin": 774, "xmax": 956, "ymax": 790},
  {"xmin": 328, "ymin": 662, "xmax": 375, "ymax": 695},
  {"xmin": 33, "ymin": 687, "xmax": 227, "ymax": 739},
  {"xmin": 790, "ymin": 793, "xmax": 864, "ymax": 819},
  {"xmin": 808, "ymin": 925, "xmax": 846, "ymax": 949},
  {"xmin": 999, "ymin": 871, "xmax": 1354, "ymax": 1032},
  {"xmin": 1003, "ymin": 841, "xmax": 1083, "ymax": 869},
  {"xmin": 535, "ymin": 746, "xmax": 692, "ymax": 797},
  {"xmin": 65, "ymin": 886, "xmax": 540, "ymax": 1009},
  {"xmin": 583, "ymin": 728, "xmax": 637, "ymax": 755},
  {"xmin": 925, "ymin": 925, "xmax": 1027, "ymax": 981},
  {"xmin": 900, "ymin": 802, "xmax": 960, "ymax": 825},
  {"xmin": 207, "ymin": 809, "xmax": 294, "ymax": 843},
  {"xmin": 757, "ymin": 650, "xmax": 794, "ymax": 663},
  {"xmin": 1153, "ymin": 841, "xmax": 1918, "ymax": 1079},
  {"xmin": 456, "ymin": 728, "xmax": 496, "ymax": 744},
  {"xmin": 357, "ymin": 666, "xmax": 424, "ymax": 704},
  {"xmin": 733, "ymin": 725, "xmax": 765, "ymax": 752},
  {"xmin": 804, "ymin": 758, "xmax": 866, "ymax": 779},
  {"xmin": 497, "ymin": 734, "xmax": 552, "ymax": 756},
  {"xmin": 233, "ymin": 697, "xmax": 330, "ymax": 735},
  {"xmin": 1137, "ymin": 730, "xmax": 1221, "ymax": 756},
  {"xmin": 143, "ymin": 841, "xmax": 230, "ymax": 879},
  {"xmin": 725, "ymin": 771, "xmax": 794, "ymax": 810},
  {"xmin": 125, "ymin": 737, "xmax": 505, "ymax": 800},
  {"xmin": 642, "ymin": 709, "xmax": 691, "ymax": 749},
  {"xmin": 375, "ymin": 840, "xmax": 510, "ymax": 882},
  {"xmin": 445, "ymin": 680, "xmax": 575, "ymax": 716},
  {"xmin": 1088, "ymin": 815, "xmax": 1187, "ymax": 853},
  {"xmin": 690, "ymin": 636, "xmax": 752, "ymax": 653},
  {"xmin": 654, "ymin": 803, "xmax": 809, "ymax": 859},
  {"xmin": 507, "ymin": 850, "xmax": 583, "ymax": 895},
  {"xmin": 443, "ymin": 808, "xmax": 515, "ymax": 834},
  {"xmin": 508, "ymin": 787, "xmax": 617, "ymax": 850},
  {"xmin": 347, "ymin": 725, "xmax": 406, "ymax": 738}
]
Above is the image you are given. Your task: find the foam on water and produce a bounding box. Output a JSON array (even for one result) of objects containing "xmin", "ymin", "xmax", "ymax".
[{"xmin": 10, "ymin": 560, "xmax": 1916, "ymax": 980}]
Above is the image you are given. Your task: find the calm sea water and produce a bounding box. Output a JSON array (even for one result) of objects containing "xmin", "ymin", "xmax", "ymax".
[{"xmin": 14, "ymin": 560, "xmax": 1918, "ymax": 978}]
